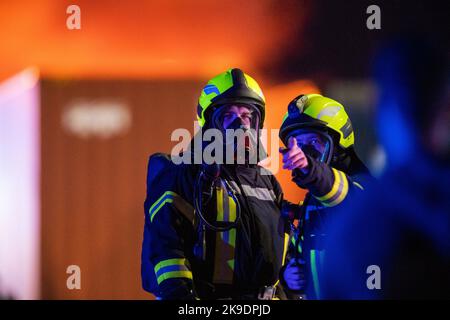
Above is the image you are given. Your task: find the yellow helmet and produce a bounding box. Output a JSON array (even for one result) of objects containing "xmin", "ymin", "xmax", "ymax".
[
  {"xmin": 279, "ymin": 94, "xmax": 354, "ymax": 149},
  {"xmin": 197, "ymin": 68, "xmax": 266, "ymax": 127}
]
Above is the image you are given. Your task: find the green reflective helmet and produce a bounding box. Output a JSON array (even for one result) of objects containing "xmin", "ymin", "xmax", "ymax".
[
  {"xmin": 197, "ymin": 68, "xmax": 266, "ymax": 128},
  {"xmin": 280, "ymin": 94, "xmax": 355, "ymax": 149}
]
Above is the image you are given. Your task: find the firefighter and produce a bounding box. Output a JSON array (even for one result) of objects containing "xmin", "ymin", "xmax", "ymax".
[
  {"xmin": 141, "ymin": 68, "xmax": 290, "ymax": 300},
  {"xmin": 278, "ymin": 94, "xmax": 372, "ymax": 299}
]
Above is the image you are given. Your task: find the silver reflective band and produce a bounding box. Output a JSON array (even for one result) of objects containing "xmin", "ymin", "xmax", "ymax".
[{"xmin": 228, "ymin": 181, "xmax": 276, "ymax": 201}]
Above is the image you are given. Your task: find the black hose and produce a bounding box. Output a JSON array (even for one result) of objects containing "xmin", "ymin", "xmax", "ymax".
[{"xmin": 193, "ymin": 170, "xmax": 241, "ymax": 232}]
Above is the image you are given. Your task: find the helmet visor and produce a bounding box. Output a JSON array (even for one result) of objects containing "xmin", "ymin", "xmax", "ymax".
[{"xmin": 289, "ymin": 129, "xmax": 334, "ymax": 164}]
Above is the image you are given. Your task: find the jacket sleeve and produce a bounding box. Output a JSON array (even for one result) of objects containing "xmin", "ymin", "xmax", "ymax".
[
  {"xmin": 141, "ymin": 154, "xmax": 197, "ymax": 300},
  {"xmin": 291, "ymin": 155, "xmax": 364, "ymax": 207},
  {"xmin": 269, "ymin": 173, "xmax": 284, "ymax": 209}
]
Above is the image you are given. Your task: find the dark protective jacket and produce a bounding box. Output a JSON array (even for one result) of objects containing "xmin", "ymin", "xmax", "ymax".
[
  {"xmin": 281, "ymin": 149, "xmax": 371, "ymax": 299},
  {"xmin": 141, "ymin": 153, "xmax": 290, "ymax": 300}
]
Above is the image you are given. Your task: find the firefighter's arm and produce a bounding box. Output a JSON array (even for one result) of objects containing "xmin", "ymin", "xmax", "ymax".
[
  {"xmin": 142, "ymin": 154, "xmax": 197, "ymax": 300},
  {"xmin": 292, "ymin": 156, "xmax": 364, "ymax": 207}
]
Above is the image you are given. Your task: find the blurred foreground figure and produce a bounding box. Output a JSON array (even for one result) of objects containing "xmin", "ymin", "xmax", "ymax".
[{"xmin": 321, "ymin": 36, "xmax": 450, "ymax": 299}]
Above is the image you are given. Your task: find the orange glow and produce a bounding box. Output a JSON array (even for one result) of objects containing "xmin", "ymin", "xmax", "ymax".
[
  {"xmin": 0, "ymin": 0, "xmax": 310, "ymax": 81},
  {"xmin": 0, "ymin": 0, "xmax": 315, "ymax": 203}
]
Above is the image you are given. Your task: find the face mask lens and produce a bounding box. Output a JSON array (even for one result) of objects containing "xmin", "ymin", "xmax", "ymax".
[
  {"xmin": 301, "ymin": 144, "xmax": 322, "ymax": 161},
  {"xmin": 292, "ymin": 130, "xmax": 333, "ymax": 164},
  {"xmin": 212, "ymin": 104, "xmax": 260, "ymax": 132}
]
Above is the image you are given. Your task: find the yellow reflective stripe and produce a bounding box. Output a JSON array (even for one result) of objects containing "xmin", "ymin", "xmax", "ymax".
[
  {"xmin": 227, "ymin": 259, "xmax": 235, "ymax": 270},
  {"xmin": 154, "ymin": 258, "xmax": 193, "ymax": 285},
  {"xmin": 291, "ymin": 235, "xmax": 296, "ymax": 246},
  {"xmin": 225, "ymin": 194, "xmax": 236, "ymax": 247},
  {"xmin": 315, "ymin": 169, "xmax": 350, "ymax": 207},
  {"xmin": 291, "ymin": 234, "xmax": 303, "ymax": 254},
  {"xmin": 221, "ymin": 193, "xmax": 236, "ymax": 254},
  {"xmin": 151, "ymin": 199, "xmax": 174, "ymax": 222},
  {"xmin": 213, "ymin": 185, "xmax": 237, "ymax": 282},
  {"xmin": 228, "ymin": 194, "xmax": 236, "ymax": 223},
  {"xmin": 216, "ymin": 188, "xmax": 224, "ymax": 221},
  {"xmin": 157, "ymin": 271, "xmax": 193, "ymax": 285},
  {"xmin": 228, "ymin": 229, "xmax": 236, "ymax": 249},
  {"xmin": 282, "ymin": 233, "xmax": 290, "ymax": 265},
  {"xmin": 149, "ymin": 191, "xmax": 178, "ymax": 222},
  {"xmin": 325, "ymin": 171, "xmax": 349, "ymax": 207},
  {"xmin": 154, "ymin": 258, "xmax": 186, "ymax": 274},
  {"xmin": 149, "ymin": 191, "xmax": 176, "ymax": 216},
  {"xmin": 217, "ymin": 184, "xmax": 237, "ymax": 247},
  {"xmin": 315, "ymin": 168, "xmax": 341, "ymax": 202}
]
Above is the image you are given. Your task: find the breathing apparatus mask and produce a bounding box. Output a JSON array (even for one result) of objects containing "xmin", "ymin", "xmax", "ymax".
[{"xmin": 210, "ymin": 103, "xmax": 262, "ymax": 165}]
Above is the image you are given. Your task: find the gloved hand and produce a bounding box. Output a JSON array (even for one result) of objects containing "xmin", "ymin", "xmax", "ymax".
[
  {"xmin": 279, "ymin": 137, "xmax": 309, "ymax": 174},
  {"xmin": 283, "ymin": 258, "xmax": 306, "ymax": 291}
]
